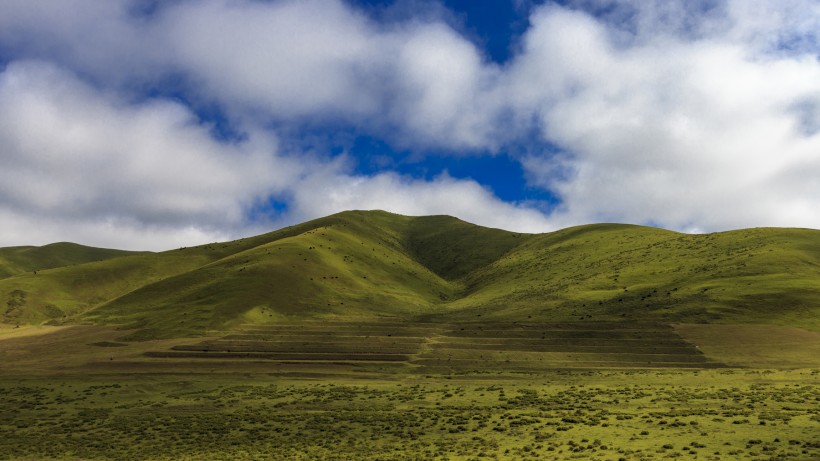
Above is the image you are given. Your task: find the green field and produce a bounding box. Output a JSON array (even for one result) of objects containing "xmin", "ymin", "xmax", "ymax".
[
  {"xmin": 1, "ymin": 369, "xmax": 818, "ymax": 460},
  {"xmin": 1, "ymin": 319, "xmax": 819, "ymax": 460},
  {"xmin": 2, "ymin": 210, "xmax": 819, "ymax": 336},
  {"xmin": 1, "ymin": 210, "xmax": 819, "ymax": 459}
]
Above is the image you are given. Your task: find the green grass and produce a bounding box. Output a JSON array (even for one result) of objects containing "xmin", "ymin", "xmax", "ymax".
[
  {"xmin": 83, "ymin": 213, "xmax": 459, "ymax": 339},
  {"xmin": 675, "ymin": 324, "xmax": 820, "ymax": 368},
  {"xmin": 0, "ymin": 242, "xmax": 143, "ymax": 279},
  {"xmin": 132, "ymin": 321, "xmax": 722, "ymax": 370},
  {"xmin": 1, "ymin": 319, "xmax": 818, "ymax": 460},
  {"xmin": 4, "ymin": 319, "xmax": 818, "ymax": 376},
  {"xmin": 440, "ymin": 224, "xmax": 820, "ymax": 329},
  {"xmin": 404, "ymin": 214, "xmax": 529, "ymax": 279},
  {"xmin": 1, "ymin": 210, "xmax": 819, "ymax": 338},
  {"xmin": 2, "ymin": 210, "xmax": 819, "ymax": 459},
  {"xmin": 0, "ymin": 370, "xmax": 817, "ymax": 460}
]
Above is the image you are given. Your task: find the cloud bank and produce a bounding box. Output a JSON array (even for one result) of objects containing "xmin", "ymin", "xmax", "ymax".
[{"xmin": 0, "ymin": 0, "xmax": 818, "ymax": 249}]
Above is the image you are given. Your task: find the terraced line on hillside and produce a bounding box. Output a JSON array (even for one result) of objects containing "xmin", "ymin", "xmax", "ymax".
[
  {"xmin": 142, "ymin": 321, "xmax": 726, "ymax": 370},
  {"xmin": 143, "ymin": 322, "xmax": 440, "ymax": 364},
  {"xmin": 417, "ymin": 322, "xmax": 724, "ymax": 370}
]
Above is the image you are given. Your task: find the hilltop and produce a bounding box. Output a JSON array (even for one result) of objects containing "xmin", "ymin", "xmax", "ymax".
[
  {"xmin": 1, "ymin": 210, "xmax": 819, "ymax": 338},
  {"xmin": 0, "ymin": 242, "xmax": 143, "ymax": 279}
]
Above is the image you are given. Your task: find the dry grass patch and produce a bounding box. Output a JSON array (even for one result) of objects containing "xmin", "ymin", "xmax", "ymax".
[{"xmin": 675, "ymin": 324, "xmax": 820, "ymax": 368}]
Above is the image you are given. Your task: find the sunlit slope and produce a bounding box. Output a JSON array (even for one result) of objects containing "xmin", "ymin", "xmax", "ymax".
[
  {"xmin": 444, "ymin": 224, "xmax": 820, "ymax": 329},
  {"xmin": 2, "ymin": 210, "xmax": 819, "ymax": 336},
  {"xmin": 0, "ymin": 242, "xmax": 141, "ymax": 279},
  {"xmin": 84, "ymin": 211, "xmax": 479, "ymax": 338},
  {"xmin": 0, "ymin": 252, "xmax": 230, "ymax": 325},
  {"xmin": 0, "ymin": 217, "xmax": 361, "ymax": 325}
]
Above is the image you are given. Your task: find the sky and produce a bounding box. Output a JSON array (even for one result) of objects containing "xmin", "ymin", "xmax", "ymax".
[{"xmin": 0, "ymin": 0, "xmax": 819, "ymax": 250}]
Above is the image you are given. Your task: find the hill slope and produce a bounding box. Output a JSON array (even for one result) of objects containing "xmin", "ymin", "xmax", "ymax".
[
  {"xmin": 1, "ymin": 210, "xmax": 818, "ymax": 337},
  {"xmin": 85, "ymin": 211, "xmax": 465, "ymax": 338},
  {"xmin": 439, "ymin": 224, "xmax": 820, "ymax": 329},
  {"xmin": 0, "ymin": 243, "xmax": 142, "ymax": 279}
]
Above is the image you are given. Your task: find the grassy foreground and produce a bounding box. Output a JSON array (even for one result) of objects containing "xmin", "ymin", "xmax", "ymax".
[
  {"xmin": 1, "ymin": 321, "xmax": 819, "ymax": 460},
  {"xmin": 1, "ymin": 370, "xmax": 818, "ymax": 461},
  {"xmin": 1, "ymin": 211, "xmax": 818, "ymax": 459}
]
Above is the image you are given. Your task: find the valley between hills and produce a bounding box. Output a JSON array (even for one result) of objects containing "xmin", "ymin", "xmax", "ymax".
[
  {"xmin": 0, "ymin": 210, "xmax": 818, "ymax": 460},
  {"xmin": 3, "ymin": 209, "xmax": 820, "ymax": 336}
]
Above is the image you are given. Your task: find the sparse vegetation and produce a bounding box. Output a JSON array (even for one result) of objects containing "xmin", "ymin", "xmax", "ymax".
[
  {"xmin": 0, "ymin": 370, "xmax": 817, "ymax": 460},
  {"xmin": 0, "ymin": 210, "xmax": 818, "ymax": 459},
  {"xmin": 0, "ymin": 210, "xmax": 818, "ymax": 337}
]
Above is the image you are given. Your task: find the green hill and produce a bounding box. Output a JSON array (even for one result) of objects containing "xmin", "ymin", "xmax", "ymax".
[
  {"xmin": 440, "ymin": 224, "xmax": 820, "ymax": 329},
  {"xmin": 0, "ymin": 242, "xmax": 142, "ymax": 279},
  {"xmin": 85, "ymin": 211, "xmax": 462, "ymax": 338},
  {"xmin": 1, "ymin": 210, "xmax": 818, "ymax": 338}
]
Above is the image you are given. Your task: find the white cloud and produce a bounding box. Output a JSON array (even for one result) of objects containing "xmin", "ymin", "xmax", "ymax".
[
  {"xmin": 163, "ymin": 0, "xmax": 382, "ymax": 120},
  {"xmin": 0, "ymin": 0, "xmax": 508, "ymax": 150},
  {"xmin": 724, "ymin": 0, "xmax": 820, "ymax": 55},
  {"xmin": 512, "ymin": 1, "xmax": 820, "ymax": 230},
  {"xmin": 0, "ymin": 0, "xmax": 165, "ymax": 85},
  {"xmin": 388, "ymin": 23, "xmax": 505, "ymax": 149},
  {"xmin": 1, "ymin": 0, "xmax": 820, "ymax": 250},
  {"xmin": 161, "ymin": 0, "xmax": 505, "ymax": 150},
  {"xmin": 0, "ymin": 208, "xmax": 231, "ymax": 252},
  {"xmin": 0, "ymin": 61, "xmax": 297, "ymax": 249},
  {"xmin": 286, "ymin": 168, "xmax": 555, "ymax": 234},
  {"xmin": 0, "ymin": 59, "xmax": 552, "ymax": 249}
]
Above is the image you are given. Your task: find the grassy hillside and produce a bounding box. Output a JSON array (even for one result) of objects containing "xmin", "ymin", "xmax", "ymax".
[
  {"xmin": 404, "ymin": 215, "xmax": 531, "ymax": 280},
  {"xmin": 1, "ymin": 210, "xmax": 818, "ymax": 337},
  {"xmin": 0, "ymin": 243, "xmax": 142, "ymax": 279},
  {"xmin": 441, "ymin": 224, "xmax": 820, "ymax": 329},
  {"xmin": 86, "ymin": 212, "xmax": 461, "ymax": 339}
]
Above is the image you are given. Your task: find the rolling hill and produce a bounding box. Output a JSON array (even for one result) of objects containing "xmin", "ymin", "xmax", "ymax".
[
  {"xmin": 1, "ymin": 210, "xmax": 819, "ymax": 339},
  {"xmin": 0, "ymin": 242, "xmax": 142, "ymax": 279}
]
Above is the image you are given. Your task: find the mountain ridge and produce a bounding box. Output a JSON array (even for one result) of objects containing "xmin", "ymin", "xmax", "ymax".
[
  {"xmin": 0, "ymin": 242, "xmax": 145, "ymax": 279},
  {"xmin": 1, "ymin": 210, "xmax": 818, "ymax": 338}
]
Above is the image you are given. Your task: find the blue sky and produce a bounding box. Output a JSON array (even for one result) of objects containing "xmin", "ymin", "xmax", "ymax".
[{"xmin": 0, "ymin": 0, "xmax": 819, "ymax": 250}]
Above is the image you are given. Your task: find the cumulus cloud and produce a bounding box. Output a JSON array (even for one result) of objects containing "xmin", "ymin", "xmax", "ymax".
[
  {"xmin": 0, "ymin": 0, "xmax": 165, "ymax": 85},
  {"xmin": 161, "ymin": 0, "xmax": 508, "ymax": 149},
  {"xmin": 0, "ymin": 61, "xmax": 296, "ymax": 249},
  {"xmin": 513, "ymin": 1, "xmax": 820, "ymax": 230},
  {"xmin": 0, "ymin": 0, "xmax": 518, "ymax": 150},
  {"xmin": 387, "ymin": 22, "xmax": 506, "ymax": 149},
  {"xmin": 285, "ymin": 168, "xmax": 554, "ymax": 233},
  {"xmin": 1, "ymin": 0, "xmax": 819, "ymax": 249},
  {"xmin": 0, "ymin": 59, "xmax": 551, "ymax": 249},
  {"xmin": 163, "ymin": 0, "xmax": 381, "ymax": 120}
]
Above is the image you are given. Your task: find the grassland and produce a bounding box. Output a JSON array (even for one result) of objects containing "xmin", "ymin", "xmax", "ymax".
[
  {"xmin": 1, "ymin": 210, "xmax": 819, "ymax": 459},
  {"xmin": 1, "ymin": 210, "xmax": 819, "ymax": 337},
  {"xmin": 0, "ymin": 242, "xmax": 143, "ymax": 279},
  {"xmin": 1, "ymin": 317, "xmax": 818, "ymax": 460},
  {"xmin": 0, "ymin": 370, "xmax": 818, "ymax": 460}
]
